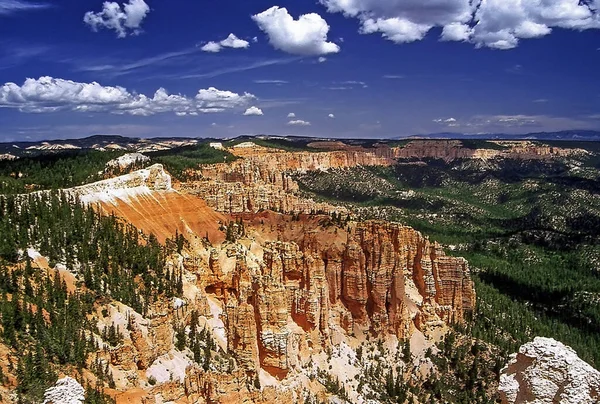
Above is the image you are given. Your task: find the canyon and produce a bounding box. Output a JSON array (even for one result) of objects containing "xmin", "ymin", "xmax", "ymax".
[
  {"xmin": 5, "ymin": 138, "xmax": 598, "ymax": 403},
  {"xmin": 25, "ymin": 145, "xmax": 475, "ymax": 403}
]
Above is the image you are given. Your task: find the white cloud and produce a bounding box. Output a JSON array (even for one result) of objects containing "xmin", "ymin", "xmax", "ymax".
[
  {"xmin": 195, "ymin": 87, "xmax": 255, "ymax": 109},
  {"xmin": 360, "ymin": 17, "xmax": 431, "ymax": 43},
  {"xmin": 252, "ymin": 6, "xmax": 340, "ymax": 55},
  {"xmin": 0, "ymin": 76, "xmax": 255, "ymax": 116},
  {"xmin": 328, "ymin": 113, "xmax": 335, "ymax": 118},
  {"xmin": 288, "ymin": 119, "xmax": 311, "ymax": 126},
  {"xmin": 201, "ymin": 33, "xmax": 250, "ymax": 53},
  {"xmin": 0, "ymin": 0, "xmax": 50, "ymax": 15},
  {"xmin": 433, "ymin": 117, "xmax": 459, "ymax": 126},
  {"xmin": 320, "ymin": 0, "xmax": 600, "ymax": 49},
  {"xmin": 287, "ymin": 112, "xmax": 296, "ymax": 118},
  {"xmin": 201, "ymin": 42, "xmax": 222, "ymax": 53},
  {"xmin": 220, "ymin": 33, "xmax": 250, "ymax": 49},
  {"xmin": 441, "ymin": 22, "xmax": 472, "ymax": 42},
  {"xmin": 84, "ymin": 0, "xmax": 150, "ymax": 38},
  {"xmin": 342, "ymin": 80, "xmax": 368, "ymax": 88},
  {"xmin": 318, "ymin": 56, "xmax": 327, "ymax": 63},
  {"xmin": 243, "ymin": 106, "xmax": 264, "ymax": 116}
]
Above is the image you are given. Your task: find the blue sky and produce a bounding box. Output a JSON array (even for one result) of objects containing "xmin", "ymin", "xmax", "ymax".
[{"xmin": 1, "ymin": 0, "xmax": 600, "ymax": 141}]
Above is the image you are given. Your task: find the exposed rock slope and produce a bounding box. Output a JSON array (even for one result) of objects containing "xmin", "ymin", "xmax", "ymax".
[
  {"xmin": 499, "ymin": 337, "xmax": 600, "ymax": 404},
  {"xmin": 42, "ymin": 377, "xmax": 85, "ymax": 404},
  {"xmin": 68, "ymin": 164, "xmax": 226, "ymax": 243}
]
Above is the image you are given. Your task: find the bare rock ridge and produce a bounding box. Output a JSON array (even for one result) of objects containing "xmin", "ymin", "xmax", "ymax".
[
  {"xmin": 499, "ymin": 337, "xmax": 600, "ymax": 404},
  {"xmin": 73, "ymin": 163, "xmax": 172, "ymax": 205},
  {"xmin": 67, "ymin": 164, "xmax": 226, "ymax": 243},
  {"xmin": 390, "ymin": 140, "xmax": 587, "ymax": 161}
]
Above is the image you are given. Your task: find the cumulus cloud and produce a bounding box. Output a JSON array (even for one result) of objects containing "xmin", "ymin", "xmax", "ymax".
[
  {"xmin": 319, "ymin": 0, "xmax": 600, "ymax": 49},
  {"xmin": 288, "ymin": 119, "xmax": 311, "ymax": 126},
  {"xmin": 318, "ymin": 56, "xmax": 327, "ymax": 63},
  {"xmin": 243, "ymin": 106, "xmax": 264, "ymax": 116},
  {"xmin": 328, "ymin": 113, "xmax": 335, "ymax": 118},
  {"xmin": 0, "ymin": 76, "xmax": 255, "ymax": 116},
  {"xmin": 287, "ymin": 112, "xmax": 296, "ymax": 118},
  {"xmin": 201, "ymin": 42, "xmax": 222, "ymax": 53},
  {"xmin": 252, "ymin": 6, "xmax": 340, "ymax": 55},
  {"xmin": 360, "ymin": 17, "xmax": 431, "ymax": 43},
  {"xmin": 84, "ymin": 0, "xmax": 150, "ymax": 38},
  {"xmin": 201, "ymin": 33, "xmax": 250, "ymax": 53}
]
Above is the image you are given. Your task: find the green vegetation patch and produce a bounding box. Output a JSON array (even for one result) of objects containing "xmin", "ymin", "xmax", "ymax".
[
  {"xmin": 0, "ymin": 150, "xmax": 125, "ymax": 194},
  {"xmin": 148, "ymin": 142, "xmax": 238, "ymax": 180}
]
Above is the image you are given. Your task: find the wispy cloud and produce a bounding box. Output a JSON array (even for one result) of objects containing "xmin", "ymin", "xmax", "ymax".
[
  {"xmin": 75, "ymin": 47, "xmax": 201, "ymax": 77},
  {"xmin": 74, "ymin": 46, "xmax": 300, "ymax": 82},
  {"xmin": 325, "ymin": 80, "xmax": 368, "ymax": 90},
  {"xmin": 176, "ymin": 57, "xmax": 300, "ymax": 80},
  {"xmin": 506, "ymin": 64, "xmax": 524, "ymax": 74},
  {"xmin": 0, "ymin": 42, "xmax": 52, "ymax": 70},
  {"xmin": 383, "ymin": 75, "xmax": 405, "ymax": 79},
  {"xmin": 253, "ymin": 79, "xmax": 289, "ymax": 84},
  {"xmin": 0, "ymin": 0, "xmax": 50, "ymax": 15}
]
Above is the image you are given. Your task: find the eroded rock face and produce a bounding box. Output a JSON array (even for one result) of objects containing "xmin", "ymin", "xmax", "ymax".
[
  {"xmin": 214, "ymin": 220, "xmax": 475, "ymax": 378},
  {"xmin": 499, "ymin": 337, "xmax": 600, "ymax": 404},
  {"xmin": 183, "ymin": 144, "xmax": 392, "ymax": 215}
]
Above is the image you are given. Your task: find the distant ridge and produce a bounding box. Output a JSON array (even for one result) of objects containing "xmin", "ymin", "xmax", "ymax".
[
  {"xmin": 1, "ymin": 130, "xmax": 599, "ymax": 156},
  {"xmin": 393, "ymin": 130, "xmax": 600, "ymax": 141}
]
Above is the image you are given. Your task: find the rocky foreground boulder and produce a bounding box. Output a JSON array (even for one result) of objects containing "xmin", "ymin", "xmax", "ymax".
[{"xmin": 499, "ymin": 337, "xmax": 600, "ymax": 404}]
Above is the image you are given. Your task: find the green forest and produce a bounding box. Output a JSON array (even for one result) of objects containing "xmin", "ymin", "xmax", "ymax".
[
  {"xmin": 0, "ymin": 151, "xmax": 125, "ymax": 194},
  {"xmin": 0, "ymin": 192, "xmax": 188, "ymax": 403}
]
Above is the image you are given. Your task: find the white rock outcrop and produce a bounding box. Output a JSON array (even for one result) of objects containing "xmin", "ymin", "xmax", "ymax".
[
  {"xmin": 105, "ymin": 152, "xmax": 150, "ymax": 171},
  {"xmin": 42, "ymin": 376, "xmax": 85, "ymax": 404},
  {"xmin": 73, "ymin": 164, "xmax": 173, "ymax": 205},
  {"xmin": 499, "ymin": 337, "xmax": 600, "ymax": 404}
]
